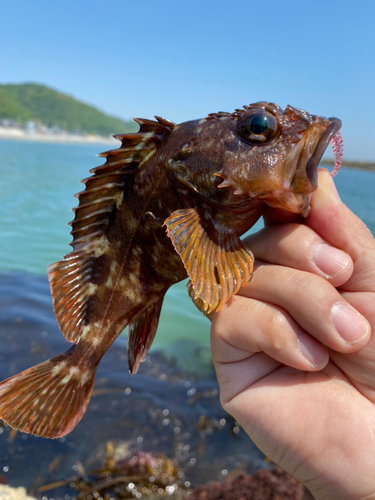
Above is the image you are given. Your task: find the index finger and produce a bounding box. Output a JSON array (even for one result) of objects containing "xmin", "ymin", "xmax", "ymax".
[
  {"xmin": 263, "ymin": 206, "xmax": 303, "ymax": 226},
  {"xmin": 307, "ymin": 169, "xmax": 375, "ymax": 293},
  {"xmin": 263, "ymin": 169, "xmax": 375, "ymax": 293}
]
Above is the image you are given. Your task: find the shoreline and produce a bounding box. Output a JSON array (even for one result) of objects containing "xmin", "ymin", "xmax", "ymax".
[
  {"xmin": 0, "ymin": 126, "xmax": 117, "ymax": 145},
  {"xmin": 322, "ymin": 159, "xmax": 375, "ymax": 172},
  {"xmin": 1, "ymin": 127, "xmax": 374, "ymax": 170}
]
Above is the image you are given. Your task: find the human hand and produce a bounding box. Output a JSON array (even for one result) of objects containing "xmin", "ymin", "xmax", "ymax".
[{"xmin": 211, "ymin": 169, "xmax": 375, "ymax": 499}]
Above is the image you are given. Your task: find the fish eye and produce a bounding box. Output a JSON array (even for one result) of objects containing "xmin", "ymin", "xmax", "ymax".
[{"xmin": 238, "ymin": 109, "xmax": 279, "ymax": 144}]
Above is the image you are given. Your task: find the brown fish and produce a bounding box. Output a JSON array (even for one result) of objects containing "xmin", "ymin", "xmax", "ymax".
[{"xmin": 0, "ymin": 102, "xmax": 342, "ymax": 438}]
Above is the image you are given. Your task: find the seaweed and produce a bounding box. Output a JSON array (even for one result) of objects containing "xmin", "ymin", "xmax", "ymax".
[{"xmin": 38, "ymin": 442, "xmax": 188, "ymax": 499}]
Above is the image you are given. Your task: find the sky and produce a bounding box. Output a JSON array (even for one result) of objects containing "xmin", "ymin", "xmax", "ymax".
[{"xmin": 2, "ymin": 0, "xmax": 375, "ymax": 160}]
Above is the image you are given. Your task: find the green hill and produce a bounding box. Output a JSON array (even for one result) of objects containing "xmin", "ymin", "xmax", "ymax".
[{"xmin": 0, "ymin": 83, "xmax": 138, "ymax": 136}]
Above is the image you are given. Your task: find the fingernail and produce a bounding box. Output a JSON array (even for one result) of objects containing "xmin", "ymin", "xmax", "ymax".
[
  {"xmin": 312, "ymin": 243, "xmax": 351, "ymax": 278},
  {"xmin": 331, "ymin": 303, "xmax": 370, "ymax": 344},
  {"xmin": 298, "ymin": 332, "xmax": 328, "ymax": 368}
]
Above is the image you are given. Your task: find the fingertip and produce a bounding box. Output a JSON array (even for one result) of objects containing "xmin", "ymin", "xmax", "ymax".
[
  {"xmin": 263, "ymin": 169, "xmax": 340, "ymax": 227},
  {"xmin": 311, "ymin": 242, "xmax": 353, "ymax": 284},
  {"xmin": 312, "ymin": 169, "xmax": 341, "ymax": 209},
  {"xmin": 298, "ymin": 331, "xmax": 329, "ymax": 370},
  {"xmin": 305, "ymin": 170, "xmax": 345, "ymax": 247},
  {"xmin": 263, "ymin": 206, "xmax": 304, "ymax": 226},
  {"xmin": 331, "ymin": 303, "xmax": 371, "ymax": 348}
]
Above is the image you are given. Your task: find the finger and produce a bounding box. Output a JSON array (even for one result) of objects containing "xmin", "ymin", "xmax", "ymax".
[
  {"xmin": 212, "ymin": 350, "xmax": 282, "ymax": 408},
  {"xmin": 307, "ymin": 168, "xmax": 375, "ymax": 293},
  {"xmin": 327, "ymin": 290, "xmax": 375, "ymax": 401},
  {"xmin": 263, "ymin": 206, "xmax": 303, "ymax": 226},
  {"xmin": 244, "ymin": 223, "xmax": 353, "ymax": 288},
  {"xmin": 239, "ymin": 262, "xmax": 371, "ymax": 352},
  {"xmin": 211, "ymin": 294, "xmax": 328, "ymax": 371}
]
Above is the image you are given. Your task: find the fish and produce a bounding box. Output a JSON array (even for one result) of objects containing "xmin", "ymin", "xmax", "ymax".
[{"xmin": 0, "ymin": 102, "xmax": 342, "ymax": 438}]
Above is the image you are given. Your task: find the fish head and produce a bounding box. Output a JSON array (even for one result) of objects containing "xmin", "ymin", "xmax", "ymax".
[{"xmin": 214, "ymin": 102, "xmax": 342, "ymax": 217}]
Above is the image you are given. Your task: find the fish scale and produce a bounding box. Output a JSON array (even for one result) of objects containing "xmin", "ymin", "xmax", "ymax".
[{"xmin": 0, "ymin": 102, "xmax": 342, "ymax": 438}]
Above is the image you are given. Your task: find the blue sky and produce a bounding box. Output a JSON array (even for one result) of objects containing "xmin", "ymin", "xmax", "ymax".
[{"xmin": 2, "ymin": 0, "xmax": 375, "ymax": 160}]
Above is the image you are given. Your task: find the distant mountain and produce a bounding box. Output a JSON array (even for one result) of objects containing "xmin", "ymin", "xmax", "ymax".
[{"xmin": 0, "ymin": 83, "xmax": 138, "ymax": 136}]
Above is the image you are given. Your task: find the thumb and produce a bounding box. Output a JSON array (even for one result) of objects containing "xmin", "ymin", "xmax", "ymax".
[{"xmin": 307, "ymin": 168, "xmax": 375, "ymax": 292}]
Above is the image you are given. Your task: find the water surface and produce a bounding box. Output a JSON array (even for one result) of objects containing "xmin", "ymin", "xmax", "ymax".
[{"xmin": 1, "ymin": 138, "xmax": 374, "ymax": 354}]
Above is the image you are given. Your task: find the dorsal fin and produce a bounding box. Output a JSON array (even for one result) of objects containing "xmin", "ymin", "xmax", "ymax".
[{"xmin": 48, "ymin": 117, "xmax": 175, "ymax": 343}]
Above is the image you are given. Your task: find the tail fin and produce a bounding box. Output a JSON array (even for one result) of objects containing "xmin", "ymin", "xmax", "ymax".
[{"xmin": 0, "ymin": 346, "xmax": 96, "ymax": 438}]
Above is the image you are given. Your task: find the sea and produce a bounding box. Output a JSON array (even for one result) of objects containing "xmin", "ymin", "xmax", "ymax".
[
  {"xmin": 0, "ymin": 138, "xmax": 374, "ymax": 493},
  {"xmin": 0, "ymin": 138, "xmax": 374, "ymax": 356}
]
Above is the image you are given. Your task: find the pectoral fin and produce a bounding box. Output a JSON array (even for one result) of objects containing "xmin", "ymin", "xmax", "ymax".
[
  {"xmin": 186, "ymin": 280, "xmax": 214, "ymax": 321},
  {"xmin": 164, "ymin": 208, "xmax": 254, "ymax": 314}
]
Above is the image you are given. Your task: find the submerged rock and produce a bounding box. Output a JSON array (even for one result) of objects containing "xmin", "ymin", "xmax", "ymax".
[{"xmin": 187, "ymin": 468, "xmax": 314, "ymax": 500}]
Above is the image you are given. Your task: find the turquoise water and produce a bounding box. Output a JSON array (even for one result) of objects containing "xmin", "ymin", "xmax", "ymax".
[{"xmin": 1, "ymin": 138, "xmax": 374, "ymax": 352}]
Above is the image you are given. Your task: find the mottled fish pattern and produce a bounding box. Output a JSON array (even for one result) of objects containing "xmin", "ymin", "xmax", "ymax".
[{"xmin": 0, "ymin": 102, "xmax": 342, "ymax": 438}]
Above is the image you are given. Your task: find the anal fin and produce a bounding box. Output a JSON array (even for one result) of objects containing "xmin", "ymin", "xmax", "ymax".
[{"xmin": 128, "ymin": 299, "xmax": 163, "ymax": 375}]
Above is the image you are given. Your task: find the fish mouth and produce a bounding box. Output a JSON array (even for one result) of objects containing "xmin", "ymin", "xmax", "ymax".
[
  {"xmin": 287, "ymin": 116, "xmax": 342, "ymax": 217},
  {"xmin": 305, "ymin": 117, "xmax": 342, "ymax": 185}
]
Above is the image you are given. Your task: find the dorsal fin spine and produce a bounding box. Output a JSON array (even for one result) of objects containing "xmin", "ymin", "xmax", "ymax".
[
  {"xmin": 70, "ymin": 221, "xmax": 103, "ymax": 235},
  {"xmin": 76, "ymin": 182, "xmax": 124, "ymax": 195},
  {"xmin": 154, "ymin": 116, "xmax": 175, "ymax": 128},
  {"xmin": 90, "ymin": 161, "xmax": 135, "ymax": 174},
  {"xmin": 49, "ymin": 117, "xmax": 174, "ymax": 343}
]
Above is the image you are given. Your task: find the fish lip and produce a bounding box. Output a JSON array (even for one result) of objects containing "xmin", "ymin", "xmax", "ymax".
[{"xmin": 306, "ymin": 117, "xmax": 342, "ymax": 184}]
